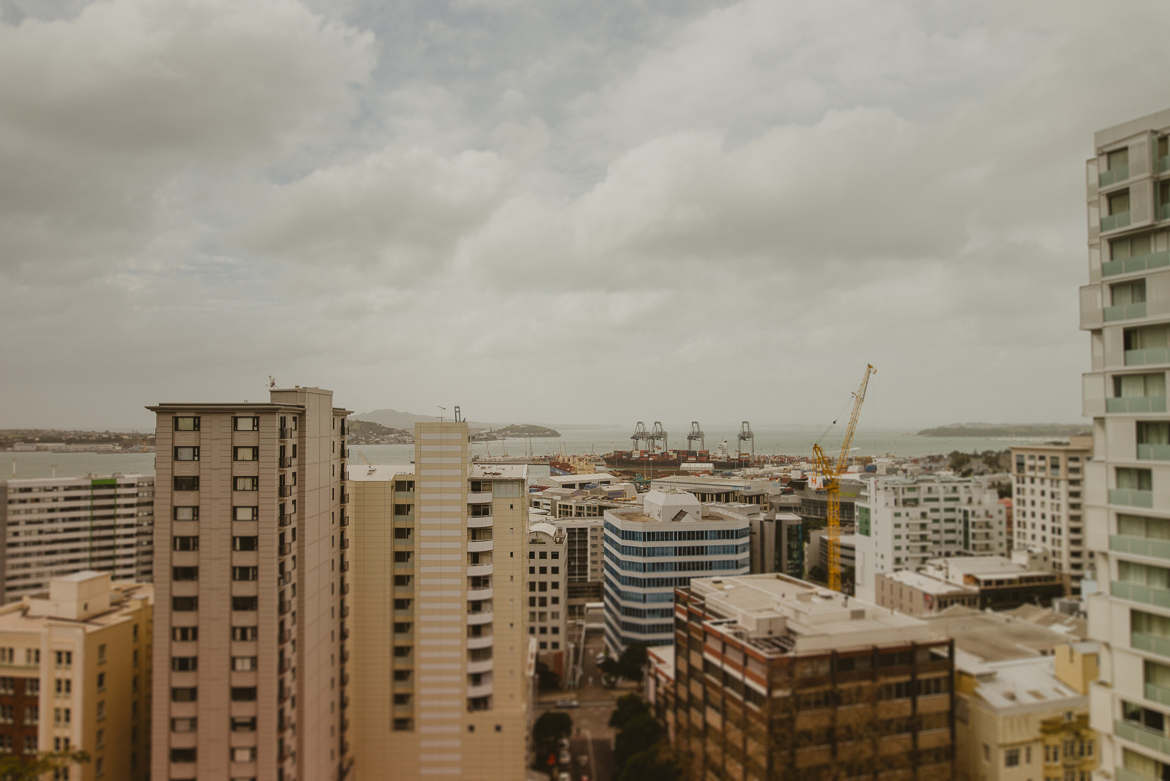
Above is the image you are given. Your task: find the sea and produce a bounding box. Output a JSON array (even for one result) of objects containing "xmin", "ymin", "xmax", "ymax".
[{"xmin": 2, "ymin": 424, "xmax": 1066, "ymax": 481}]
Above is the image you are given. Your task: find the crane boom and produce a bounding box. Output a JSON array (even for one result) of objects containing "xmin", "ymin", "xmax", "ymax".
[{"xmin": 812, "ymin": 364, "xmax": 876, "ymax": 592}]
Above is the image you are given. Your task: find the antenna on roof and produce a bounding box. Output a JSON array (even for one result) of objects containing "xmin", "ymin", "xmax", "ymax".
[
  {"xmin": 437, "ymin": 406, "xmax": 446, "ymax": 424},
  {"xmin": 268, "ymin": 375, "xmax": 276, "ymax": 389}
]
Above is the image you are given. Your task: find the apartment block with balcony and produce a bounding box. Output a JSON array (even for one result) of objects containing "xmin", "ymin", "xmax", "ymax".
[
  {"xmin": 672, "ymin": 573, "xmax": 955, "ymax": 780},
  {"xmin": 1081, "ymin": 108, "xmax": 1170, "ymax": 781},
  {"xmin": 1011, "ymin": 438, "xmax": 1092, "ymax": 592},
  {"xmin": 602, "ymin": 490, "xmax": 750, "ymax": 656},
  {"xmin": 0, "ymin": 571, "xmax": 153, "ymax": 781},
  {"xmin": 527, "ymin": 522, "xmax": 567, "ymax": 662},
  {"xmin": 853, "ymin": 475, "xmax": 1007, "ymax": 603},
  {"xmin": 147, "ymin": 386, "xmax": 350, "ymax": 781},
  {"xmin": 347, "ymin": 421, "xmax": 529, "ymax": 780},
  {"xmin": 0, "ymin": 474, "xmax": 154, "ymax": 603}
]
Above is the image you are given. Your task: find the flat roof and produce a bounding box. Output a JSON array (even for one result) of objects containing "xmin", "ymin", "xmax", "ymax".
[
  {"xmin": 348, "ymin": 464, "xmax": 414, "ymax": 481},
  {"xmin": 0, "ymin": 583, "xmax": 152, "ymax": 632},
  {"xmin": 470, "ymin": 464, "xmax": 528, "ymax": 480},
  {"xmin": 542, "ymin": 473, "xmax": 617, "ymax": 485},
  {"xmin": 956, "ymin": 651, "xmax": 1086, "ymax": 710},
  {"xmin": 607, "ymin": 507, "xmax": 746, "ymax": 525},
  {"xmin": 923, "ymin": 607, "xmax": 1085, "ymax": 662},
  {"xmin": 879, "ymin": 570, "xmax": 976, "ymax": 596}
]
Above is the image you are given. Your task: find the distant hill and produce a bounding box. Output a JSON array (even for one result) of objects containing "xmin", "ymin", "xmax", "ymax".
[
  {"xmin": 472, "ymin": 424, "xmax": 560, "ymax": 441},
  {"xmin": 917, "ymin": 423, "xmax": 1090, "ymax": 438},
  {"xmin": 353, "ymin": 408, "xmax": 498, "ymax": 430}
]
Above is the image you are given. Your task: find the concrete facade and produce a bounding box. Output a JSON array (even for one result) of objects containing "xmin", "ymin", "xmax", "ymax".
[
  {"xmin": 347, "ymin": 422, "xmax": 529, "ymax": 780},
  {"xmin": 1081, "ymin": 108, "xmax": 1170, "ymax": 781},
  {"xmin": 148, "ymin": 386, "xmax": 350, "ymax": 781},
  {"xmin": 0, "ymin": 474, "xmax": 154, "ymax": 603}
]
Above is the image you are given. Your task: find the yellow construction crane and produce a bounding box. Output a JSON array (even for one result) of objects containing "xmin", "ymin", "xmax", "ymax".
[{"xmin": 812, "ymin": 364, "xmax": 876, "ymax": 592}]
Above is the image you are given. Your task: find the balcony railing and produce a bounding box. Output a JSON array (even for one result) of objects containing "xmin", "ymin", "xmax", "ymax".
[
  {"xmin": 1105, "ymin": 302, "xmax": 1148, "ymax": 322},
  {"xmin": 279, "ymin": 543, "xmax": 292, "ymax": 556},
  {"xmin": 1111, "ymin": 534, "xmax": 1170, "ymax": 560},
  {"xmin": 340, "ymin": 536, "xmax": 350, "ymax": 550},
  {"xmin": 1138, "ymin": 444, "xmax": 1170, "ymax": 461},
  {"xmin": 339, "ymin": 510, "xmax": 349, "ymax": 528},
  {"xmin": 1116, "ymin": 718, "xmax": 1170, "ymax": 757},
  {"xmin": 279, "ymin": 427, "xmax": 290, "ymax": 440},
  {"xmin": 1112, "ymin": 580, "xmax": 1170, "ymax": 609},
  {"xmin": 1111, "ymin": 488, "xmax": 1155, "ymax": 508},
  {"xmin": 1103, "ymin": 249, "xmax": 1170, "ymax": 277},
  {"xmin": 279, "ymin": 485, "xmax": 293, "ymax": 498},
  {"xmin": 280, "ymin": 457, "xmax": 293, "ymax": 468},
  {"xmin": 1163, "ymin": 203, "xmax": 1170, "ymax": 221},
  {"xmin": 1100, "ymin": 164, "xmax": 1130, "ymax": 186},
  {"xmin": 1147, "ymin": 681, "xmax": 1170, "ymax": 707},
  {"xmin": 340, "ymin": 491, "xmax": 350, "ymax": 505},
  {"xmin": 279, "ymin": 513, "xmax": 293, "ymax": 528},
  {"xmin": 1133, "ymin": 631, "xmax": 1170, "ymax": 658},
  {"xmin": 1102, "ymin": 211, "xmax": 1133, "ymax": 232},
  {"xmin": 1108, "ymin": 396, "xmax": 1168, "ymax": 414},
  {"xmin": 1126, "ymin": 348, "xmax": 1170, "ymax": 366}
]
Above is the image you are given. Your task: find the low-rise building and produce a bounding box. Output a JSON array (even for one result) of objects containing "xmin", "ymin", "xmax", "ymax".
[
  {"xmin": 673, "ymin": 573, "xmax": 955, "ymax": 779},
  {"xmin": 0, "ymin": 571, "xmax": 153, "ymax": 781},
  {"xmin": 919, "ymin": 556, "xmax": 1066, "ymax": 610},
  {"xmin": 874, "ymin": 570, "xmax": 980, "ymax": 616},
  {"xmin": 602, "ymin": 491, "xmax": 749, "ymax": 654},
  {"xmin": 650, "ymin": 474, "xmax": 776, "ymax": 506},
  {"xmin": 854, "ymin": 475, "xmax": 1007, "ymax": 602}
]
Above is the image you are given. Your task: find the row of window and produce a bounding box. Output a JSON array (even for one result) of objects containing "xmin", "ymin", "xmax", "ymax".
[
  {"xmin": 602, "ymin": 547, "xmax": 748, "ymax": 573},
  {"xmin": 603, "ymin": 521, "xmax": 749, "ymax": 542}
]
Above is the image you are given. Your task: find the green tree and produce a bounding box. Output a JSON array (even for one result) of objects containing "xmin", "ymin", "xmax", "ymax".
[
  {"xmin": 532, "ymin": 711, "xmax": 573, "ymax": 765},
  {"xmin": 618, "ymin": 642, "xmax": 649, "ymax": 681},
  {"xmin": 599, "ymin": 657, "xmax": 623, "ymax": 687},
  {"xmin": 535, "ymin": 661, "xmax": 561, "ymax": 691},
  {"xmin": 0, "ymin": 750, "xmax": 90, "ymax": 781},
  {"xmin": 618, "ymin": 743, "xmax": 681, "ymax": 781},
  {"xmin": 608, "ymin": 693, "xmax": 650, "ymax": 730},
  {"xmin": 614, "ymin": 713, "xmax": 664, "ymax": 769}
]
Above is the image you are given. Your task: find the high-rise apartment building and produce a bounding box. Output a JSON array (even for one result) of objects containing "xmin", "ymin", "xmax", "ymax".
[
  {"xmin": 0, "ymin": 571, "xmax": 153, "ymax": 781},
  {"xmin": 527, "ymin": 522, "xmax": 567, "ymax": 659},
  {"xmin": 602, "ymin": 490, "xmax": 749, "ymax": 655},
  {"xmin": 854, "ymin": 475, "xmax": 1007, "ymax": 603},
  {"xmin": 347, "ymin": 421, "xmax": 529, "ymax": 779},
  {"xmin": 673, "ymin": 573, "xmax": 955, "ymax": 779},
  {"xmin": 1082, "ymin": 108, "xmax": 1170, "ymax": 780},
  {"xmin": 148, "ymin": 386, "xmax": 350, "ymax": 781},
  {"xmin": 0, "ymin": 474, "xmax": 154, "ymax": 602},
  {"xmin": 1010, "ymin": 437, "xmax": 1092, "ymax": 590}
]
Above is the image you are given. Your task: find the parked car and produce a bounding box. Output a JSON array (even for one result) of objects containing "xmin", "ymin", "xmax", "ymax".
[
  {"xmin": 557, "ymin": 773, "xmax": 572, "ymax": 781},
  {"xmin": 558, "ymin": 748, "xmax": 572, "ymax": 765},
  {"xmin": 554, "ymin": 698, "xmax": 579, "ymax": 708}
]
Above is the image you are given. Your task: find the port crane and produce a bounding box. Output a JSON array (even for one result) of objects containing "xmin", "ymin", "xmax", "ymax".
[
  {"xmin": 687, "ymin": 421, "xmax": 705, "ymax": 452},
  {"xmin": 812, "ymin": 364, "xmax": 875, "ymax": 593},
  {"xmin": 650, "ymin": 422, "xmax": 669, "ymax": 453},
  {"xmin": 737, "ymin": 421, "xmax": 755, "ymax": 458}
]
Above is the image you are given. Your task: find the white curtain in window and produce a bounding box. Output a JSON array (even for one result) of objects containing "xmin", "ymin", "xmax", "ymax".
[{"xmin": 1120, "ymin": 374, "xmax": 1148, "ymax": 397}]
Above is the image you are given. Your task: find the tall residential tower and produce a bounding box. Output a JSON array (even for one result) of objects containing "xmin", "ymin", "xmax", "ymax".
[{"xmin": 148, "ymin": 386, "xmax": 350, "ymax": 781}]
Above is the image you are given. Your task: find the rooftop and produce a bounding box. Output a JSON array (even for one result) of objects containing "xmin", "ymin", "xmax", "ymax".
[
  {"xmin": 878, "ymin": 570, "xmax": 976, "ymax": 596},
  {"xmin": 923, "ymin": 606, "xmax": 1086, "ymax": 663},
  {"xmin": 470, "ymin": 464, "xmax": 529, "ymax": 480},
  {"xmin": 690, "ymin": 573, "xmax": 938, "ymax": 656},
  {"xmin": 540, "ymin": 472, "xmax": 617, "ymax": 486},
  {"xmin": 347, "ymin": 464, "xmax": 414, "ymax": 482},
  {"xmin": 956, "ymin": 652, "xmax": 1086, "ymax": 711}
]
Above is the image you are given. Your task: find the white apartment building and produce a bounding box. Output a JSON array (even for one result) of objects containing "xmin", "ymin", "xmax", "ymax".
[
  {"xmin": 854, "ymin": 475, "xmax": 1007, "ymax": 603},
  {"xmin": 527, "ymin": 522, "xmax": 568, "ymax": 658},
  {"xmin": 0, "ymin": 474, "xmax": 154, "ymax": 603},
  {"xmin": 148, "ymin": 386, "xmax": 349, "ymax": 781},
  {"xmin": 347, "ymin": 422, "xmax": 529, "ymax": 780},
  {"xmin": 1081, "ymin": 108, "xmax": 1170, "ymax": 781},
  {"xmin": 1011, "ymin": 438, "xmax": 1092, "ymax": 590},
  {"xmin": 602, "ymin": 490, "xmax": 749, "ymax": 654}
]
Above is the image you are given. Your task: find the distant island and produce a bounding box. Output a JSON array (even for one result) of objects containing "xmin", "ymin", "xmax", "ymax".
[
  {"xmin": 918, "ymin": 423, "xmax": 1090, "ymax": 438},
  {"xmin": 347, "ymin": 420, "xmax": 414, "ymax": 445},
  {"xmin": 472, "ymin": 424, "xmax": 560, "ymax": 441}
]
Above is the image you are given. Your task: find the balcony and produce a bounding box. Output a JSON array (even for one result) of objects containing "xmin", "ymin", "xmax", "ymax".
[
  {"xmin": 467, "ymin": 658, "xmax": 493, "ymax": 675},
  {"xmin": 1139, "ymin": 444, "xmax": 1170, "ymax": 461},
  {"xmin": 340, "ymin": 558, "xmax": 350, "ymax": 573},
  {"xmin": 339, "ymin": 511, "xmax": 349, "ymax": 528},
  {"xmin": 467, "ymin": 564, "xmax": 493, "ymax": 577},
  {"xmin": 1147, "ymin": 681, "xmax": 1170, "ymax": 707},
  {"xmin": 1133, "ymin": 631, "xmax": 1170, "ymax": 658},
  {"xmin": 1106, "ymin": 302, "xmax": 1148, "ymax": 322},
  {"xmin": 1112, "ymin": 580, "xmax": 1170, "ymax": 610},
  {"xmin": 1116, "ymin": 718, "xmax": 1170, "ymax": 757},
  {"xmin": 1111, "ymin": 488, "xmax": 1155, "ymax": 508},
  {"xmin": 1100, "ymin": 164, "xmax": 1130, "ymax": 187},
  {"xmin": 467, "ymin": 611, "xmax": 493, "ymax": 625},
  {"xmin": 279, "ymin": 543, "xmax": 292, "ymax": 556},
  {"xmin": 467, "ymin": 540, "xmax": 493, "ymax": 554},
  {"xmin": 1164, "ymin": 203, "xmax": 1170, "ymax": 221},
  {"xmin": 279, "ymin": 600, "xmax": 292, "ymax": 616},
  {"xmin": 279, "ymin": 485, "xmax": 293, "ymax": 498},
  {"xmin": 466, "ymin": 587, "xmax": 493, "ymax": 601},
  {"xmin": 280, "ymin": 457, "xmax": 293, "ymax": 468},
  {"xmin": 340, "ymin": 536, "xmax": 350, "ymax": 550},
  {"xmin": 468, "ymin": 492, "xmax": 493, "ymax": 504},
  {"xmin": 1102, "ymin": 211, "xmax": 1132, "ymax": 233},
  {"xmin": 279, "ymin": 513, "xmax": 294, "ymax": 528},
  {"xmin": 340, "ymin": 491, "xmax": 350, "ymax": 505},
  {"xmin": 468, "ymin": 514, "xmax": 493, "ymax": 529},
  {"xmin": 1108, "ymin": 396, "xmax": 1168, "ymax": 414},
  {"xmin": 467, "ymin": 635, "xmax": 493, "ymax": 650},
  {"xmin": 280, "ymin": 427, "xmax": 290, "ymax": 440},
  {"xmin": 1103, "ymin": 249, "xmax": 1170, "ymax": 277},
  {"xmin": 1112, "ymin": 535, "xmax": 1170, "ymax": 561},
  {"xmin": 466, "ymin": 681, "xmax": 493, "ymax": 698}
]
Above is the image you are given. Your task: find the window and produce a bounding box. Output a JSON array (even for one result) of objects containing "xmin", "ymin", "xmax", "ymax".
[
  {"xmin": 0, "ymin": 678, "xmax": 12, "ymax": 695},
  {"xmin": 230, "ymin": 687, "xmax": 257, "ymax": 702},
  {"xmin": 172, "ymin": 566, "xmax": 198, "ymax": 582},
  {"xmin": 233, "ymin": 446, "xmax": 259, "ymax": 462},
  {"xmin": 234, "ymin": 476, "xmax": 259, "ymax": 491},
  {"xmin": 173, "ymin": 476, "xmax": 199, "ymax": 491},
  {"xmin": 174, "ymin": 416, "xmax": 200, "ymax": 431},
  {"xmin": 54, "ymin": 651, "xmax": 72, "ymax": 668},
  {"xmin": 234, "ymin": 506, "xmax": 258, "ymax": 522},
  {"xmin": 172, "ymin": 596, "xmax": 198, "ymax": 612},
  {"xmin": 393, "ymin": 718, "xmax": 412, "ymax": 731},
  {"xmin": 231, "ymin": 626, "xmax": 258, "ymax": 642},
  {"xmin": 171, "ymin": 748, "xmax": 197, "ymax": 763},
  {"xmin": 232, "ymin": 566, "xmax": 258, "ymax": 582},
  {"xmin": 1112, "ymin": 232, "xmax": 1153, "ymax": 261},
  {"xmin": 174, "ymin": 447, "xmax": 199, "ymax": 462},
  {"xmin": 0, "ymin": 706, "xmax": 13, "ymax": 724},
  {"xmin": 96, "ymin": 672, "xmax": 105, "ymax": 690},
  {"xmin": 171, "ymin": 687, "xmax": 197, "ymax": 703},
  {"xmin": 232, "ymin": 657, "xmax": 257, "ymax": 672},
  {"xmin": 232, "ymin": 596, "xmax": 258, "ymax": 612},
  {"xmin": 96, "ymin": 701, "xmax": 105, "ymax": 721},
  {"xmin": 172, "ymin": 536, "xmax": 199, "ymax": 552},
  {"xmin": 1115, "ymin": 373, "xmax": 1166, "ymax": 400},
  {"xmin": 231, "ymin": 716, "xmax": 256, "ymax": 732},
  {"xmin": 23, "ymin": 706, "xmax": 36, "ymax": 725},
  {"xmin": 1118, "ymin": 467, "xmax": 1153, "ymax": 491},
  {"xmin": 172, "ymin": 627, "xmax": 198, "ymax": 642},
  {"xmin": 233, "ymin": 536, "xmax": 259, "ymax": 551},
  {"xmin": 231, "ymin": 746, "xmax": 257, "ymax": 763},
  {"xmin": 173, "ymin": 506, "xmax": 199, "ymax": 522},
  {"xmin": 233, "ymin": 416, "xmax": 259, "ymax": 431},
  {"xmin": 172, "ymin": 717, "xmax": 197, "ymax": 733},
  {"xmin": 171, "ymin": 657, "xmax": 197, "ymax": 672},
  {"xmin": 1109, "ymin": 190, "xmax": 1131, "ymax": 216},
  {"xmin": 1138, "ymin": 422, "xmax": 1170, "ymax": 448}
]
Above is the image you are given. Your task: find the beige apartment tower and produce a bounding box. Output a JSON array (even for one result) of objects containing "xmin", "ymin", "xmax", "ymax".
[
  {"xmin": 148, "ymin": 386, "xmax": 351, "ymax": 781},
  {"xmin": 1010, "ymin": 437, "xmax": 1091, "ymax": 591},
  {"xmin": 348, "ymin": 420, "xmax": 529, "ymax": 779}
]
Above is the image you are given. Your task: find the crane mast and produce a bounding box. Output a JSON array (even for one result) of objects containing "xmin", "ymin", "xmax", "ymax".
[{"xmin": 812, "ymin": 364, "xmax": 875, "ymax": 592}]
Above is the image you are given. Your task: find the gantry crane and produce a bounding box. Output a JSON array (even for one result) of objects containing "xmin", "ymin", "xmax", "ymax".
[{"xmin": 812, "ymin": 364, "xmax": 876, "ymax": 592}]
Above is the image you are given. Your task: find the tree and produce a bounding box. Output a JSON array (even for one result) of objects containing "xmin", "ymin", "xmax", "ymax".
[
  {"xmin": 599, "ymin": 657, "xmax": 623, "ymax": 688},
  {"xmin": 618, "ymin": 743, "xmax": 681, "ymax": 781},
  {"xmin": 0, "ymin": 751, "xmax": 90, "ymax": 781},
  {"xmin": 608, "ymin": 693, "xmax": 650, "ymax": 730},
  {"xmin": 532, "ymin": 711, "xmax": 573, "ymax": 764},
  {"xmin": 614, "ymin": 713, "xmax": 664, "ymax": 769},
  {"xmin": 618, "ymin": 642, "xmax": 649, "ymax": 681},
  {"xmin": 535, "ymin": 661, "xmax": 561, "ymax": 691}
]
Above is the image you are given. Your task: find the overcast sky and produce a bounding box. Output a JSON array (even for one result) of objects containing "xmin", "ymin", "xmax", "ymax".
[{"xmin": 0, "ymin": 0, "xmax": 1166, "ymax": 431}]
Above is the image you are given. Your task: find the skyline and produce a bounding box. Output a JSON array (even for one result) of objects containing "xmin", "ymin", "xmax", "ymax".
[{"xmin": 3, "ymin": 0, "xmax": 1169, "ymax": 430}]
